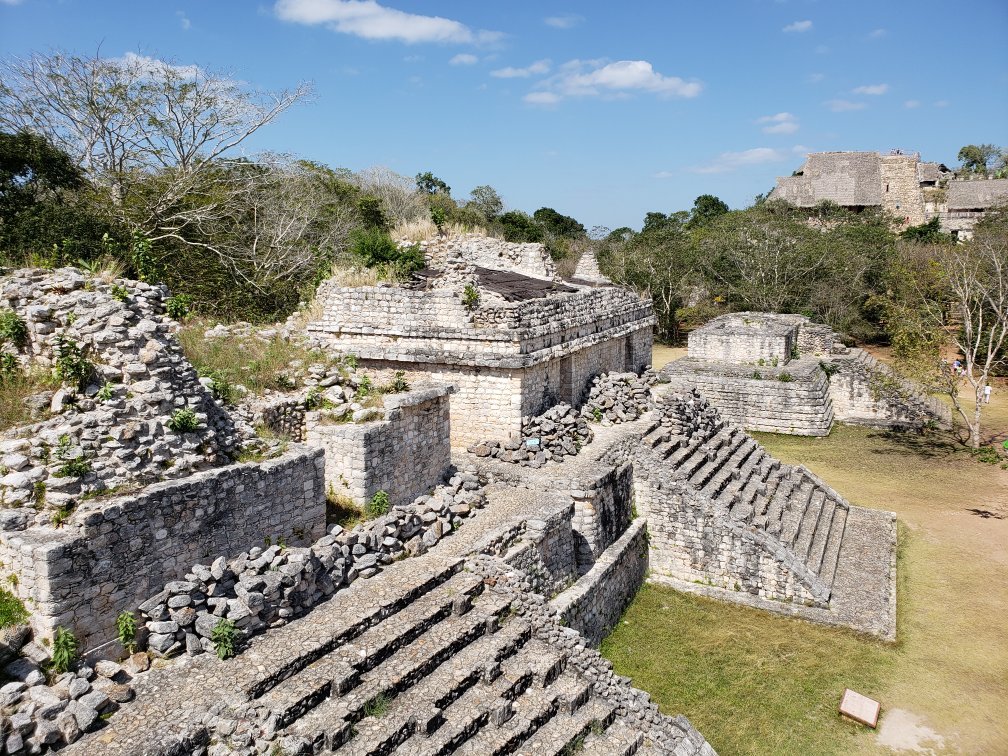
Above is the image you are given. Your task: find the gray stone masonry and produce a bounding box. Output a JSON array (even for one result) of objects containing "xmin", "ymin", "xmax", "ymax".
[
  {"xmin": 0, "ymin": 447, "xmax": 326, "ymax": 651},
  {"xmin": 305, "ymin": 384, "xmax": 453, "ymax": 508},
  {"xmin": 663, "ymin": 311, "xmax": 949, "ymax": 434}
]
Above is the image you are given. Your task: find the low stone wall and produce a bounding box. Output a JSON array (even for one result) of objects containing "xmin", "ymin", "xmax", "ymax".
[
  {"xmin": 551, "ymin": 517, "xmax": 649, "ymax": 646},
  {"xmin": 688, "ymin": 313, "xmax": 798, "ymax": 364},
  {"xmin": 661, "ymin": 357, "xmax": 834, "ymax": 436},
  {"xmin": 416, "ymin": 234, "xmax": 561, "ymax": 281},
  {"xmin": 304, "ymin": 385, "xmax": 452, "ymax": 507},
  {"xmin": 570, "ymin": 461, "xmax": 634, "ymax": 569},
  {"xmin": 0, "ymin": 447, "xmax": 326, "ymax": 650},
  {"xmin": 252, "ymin": 398, "xmax": 306, "ymax": 441}
]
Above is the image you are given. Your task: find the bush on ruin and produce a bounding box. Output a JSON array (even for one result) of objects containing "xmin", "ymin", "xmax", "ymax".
[
  {"xmin": 366, "ymin": 490, "xmax": 391, "ymax": 519},
  {"xmin": 168, "ymin": 408, "xmax": 200, "ymax": 434}
]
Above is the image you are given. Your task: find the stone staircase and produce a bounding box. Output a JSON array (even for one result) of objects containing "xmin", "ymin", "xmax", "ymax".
[
  {"xmin": 227, "ymin": 559, "xmax": 654, "ymax": 756},
  {"xmin": 842, "ymin": 349, "xmax": 951, "ymax": 428},
  {"xmin": 641, "ymin": 407, "xmax": 849, "ymax": 600}
]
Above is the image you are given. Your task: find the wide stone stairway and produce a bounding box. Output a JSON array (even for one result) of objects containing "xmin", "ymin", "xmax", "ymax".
[{"xmin": 66, "ymin": 553, "xmax": 678, "ymax": 756}]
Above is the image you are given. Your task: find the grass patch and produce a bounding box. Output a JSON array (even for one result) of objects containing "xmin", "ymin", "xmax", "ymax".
[
  {"xmin": 0, "ymin": 370, "xmax": 58, "ymax": 433},
  {"xmin": 327, "ymin": 488, "xmax": 364, "ymax": 530},
  {"xmin": 602, "ymin": 584, "xmax": 893, "ymax": 755},
  {"xmin": 0, "ymin": 588, "xmax": 29, "ymax": 629},
  {"xmin": 177, "ymin": 321, "xmax": 341, "ymax": 396}
]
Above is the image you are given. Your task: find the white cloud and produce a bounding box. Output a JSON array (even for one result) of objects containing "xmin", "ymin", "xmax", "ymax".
[
  {"xmin": 904, "ymin": 99, "xmax": 921, "ymax": 109},
  {"xmin": 523, "ymin": 91, "xmax": 560, "ymax": 105},
  {"xmin": 491, "ymin": 59, "xmax": 551, "ymax": 79},
  {"xmin": 852, "ymin": 83, "xmax": 888, "ymax": 95},
  {"xmin": 526, "ymin": 59, "xmax": 702, "ymax": 103},
  {"xmin": 689, "ymin": 147, "xmax": 790, "ymax": 174},
  {"xmin": 757, "ymin": 112, "xmax": 799, "ymax": 134},
  {"xmin": 825, "ymin": 98, "xmax": 866, "ymax": 112},
  {"xmin": 934, "ymin": 99, "xmax": 950, "ymax": 108},
  {"xmin": 177, "ymin": 10, "xmax": 191, "ymax": 30},
  {"xmin": 783, "ymin": 20, "xmax": 812, "ymax": 33},
  {"xmin": 653, "ymin": 171, "xmax": 676, "ymax": 179},
  {"xmin": 0, "ymin": 0, "xmax": 25, "ymax": 5},
  {"xmin": 544, "ymin": 14, "xmax": 583, "ymax": 29},
  {"xmin": 806, "ymin": 73, "xmax": 825, "ymax": 83},
  {"xmin": 274, "ymin": 0, "xmax": 502, "ymax": 44},
  {"xmin": 449, "ymin": 53, "xmax": 478, "ymax": 65},
  {"xmin": 867, "ymin": 28, "xmax": 886, "ymax": 39}
]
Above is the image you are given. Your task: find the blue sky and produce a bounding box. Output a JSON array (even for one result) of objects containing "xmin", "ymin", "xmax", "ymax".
[{"xmin": 2, "ymin": 0, "xmax": 1006, "ymax": 230}]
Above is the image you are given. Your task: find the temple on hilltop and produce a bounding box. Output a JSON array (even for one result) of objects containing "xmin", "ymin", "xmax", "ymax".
[
  {"xmin": 769, "ymin": 150, "xmax": 1008, "ymax": 238},
  {"xmin": 307, "ymin": 235, "xmax": 654, "ymax": 448}
]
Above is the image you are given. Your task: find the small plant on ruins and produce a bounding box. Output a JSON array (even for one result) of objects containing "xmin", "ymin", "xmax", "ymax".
[
  {"xmin": 96, "ymin": 382, "xmax": 115, "ymax": 402},
  {"xmin": 211, "ymin": 618, "xmax": 238, "ymax": 660},
  {"xmin": 165, "ymin": 294, "xmax": 193, "ymax": 321},
  {"xmin": 55, "ymin": 435, "xmax": 91, "ymax": 478},
  {"xmin": 777, "ymin": 372, "xmax": 793, "ymax": 383},
  {"xmin": 0, "ymin": 310, "xmax": 28, "ymax": 350},
  {"xmin": 770, "ymin": 356, "xmax": 779, "ymax": 368},
  {"xmin": 53, "ymin": 334, "xmax": 94, "ymax": 390},
  {"xmin": 0, "ymin": 588, "xmax": 28, "ymax": 629},
  {"xmin": 116, "ymin": 610, "xmax": 138, "ymax": 654},
  {"xmin": 342, "ymin": 353, "xmax": 359, "ymax": 371},
  {"xmin": 751, "ymin": 371, "xmax": 762, "ymax": 380},
  {"xmin": 970, "ymin": 445, "xmax": 1002, "ymax": 465},
  {"xmin": 32, "ymin": 482, "xmax": 46, "ymax": 508},
  {"xmin": 363, "ymin": 693, "xmax": 390, "ymax": 718},
  {"xmin": 462, "ymin": 284, "xmax": 480, "ymax": 311},
  {"xmin": 50, "ymin": 503, "xmax": 74, "ymax": 527},
  {"xmin": 168, "ymin": 408, "xmax": 200, "ymax": 433},
  {"xmin": 0, "ymin": 353, "xmax": 18, "ymax": 382},
  {"xmin": 591, "ymin": 406, "xmax": 603, "ymax": 422},
  {"xmin": 207, "ymin": 371, "xmax": 236, "ymax": 405},
  {"xmin": 366, "ymin": 490, "xmax": 391, "ymax": 519},
  {"xmin": 430, "ymin": 205, "xmax": 447, "ymax": 235},
  {"xmin": 305, "ymin": 386, "xmax": 336, "ymax": 411},
  {"xmin": 383, "ymin": 371, "xmax": 410, "ymax": 394},
  {"xmin": 790, "ymin": 344, "xmax": 801, "ymax": 360},
  {"xmin": 355, "ymin": 375, "xmax": 373, "ymax": 400},
  {"xmin": 50, "ymin": 627, "xmax": 78, "ymax": 674},
  {"xmin": 110, "ymin": 284, "xmax": 130, "ymax": 302},
  {"xmin": 818, "ymin": 361, "xmax": 838, "ymax": 379},
  {"xmin": 757, "ymin": 358, "xmax": 766, "ymax": 366}
]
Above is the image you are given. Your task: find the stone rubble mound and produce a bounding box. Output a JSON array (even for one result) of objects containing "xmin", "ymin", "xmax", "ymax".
[
  {"xmin": 0, "ymin": 268, "xmax": 239, "ymax": 520},
  {"xmin": 139, "ymin": 471, "xmax": 487, "ymax": 658},
  {"xmin": 0, "ymin": 623, "xmax": 144, "ymax": 752},
  {"xmin": 469, "ymin": 404, "xmax": 593, "ymax": 467},
  {"xmin": 580, "ymin": 369, "xmax": 658, "ymax": 425}
]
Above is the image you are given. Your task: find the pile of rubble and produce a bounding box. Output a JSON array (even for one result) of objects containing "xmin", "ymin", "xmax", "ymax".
[
  {"xmin": 659, "ymin": 388, "xmax": 723, "ymax": 438},
  {"xmin": 0, "ymin": 625, "xmax": 140, "ymax": 752},
  {"xmin": 469, "ymin": 404, "xmax": 593, "ymax": 467},
  {"xmin": 581, "ymin": 370, "xmax": 658, "ymax": 425},
  {"xmin": 139, "ymin": 471, "xmax": 487, "ymax": 658},
  {"xmin": 0, "ymin": 268, "xmax": 239, "ymax": 520}
]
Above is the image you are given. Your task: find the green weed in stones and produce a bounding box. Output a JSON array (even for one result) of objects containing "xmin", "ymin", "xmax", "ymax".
[
  {"xmin": 363, "ymin": 693, "xmax": 390, "ymax": 718},
  {"xmin": 0, "ymin": 353, "xmax": 18, "ymax": 381},
  {"xmin": 50, "ymin": 503, "xmax": 74, "ymax": 527},
  {"xmin": 0, "ymin": 588, "xmax": 28, "ymax": 629},
  {"xmin": 355, "ymin": 375, "xmax": 373, "ymax": 400},
  {"xmin": 751, "ymin": 371, "xmax": 763, "ymax": 380},
  {"xmin": 342, "ymin": 353, "xmax": 358, "ymax": 371},
  {"xmin": 207, "ymin": 372, "xmax": 235, "ymax": 405},
  {"xmin": 165, "ymin": 294, "xmax": 192, "ymax": 321},
  {"xmin": 0, "ymin": 310, "xmax": 28, "ymax": 350},
  {"xmin": 168, "ymin": 408, "xmax": 199, "ymax": 433},
  {"xmin": 386, "ymin": 371, "xmax": 409, "ymax": 394},
  {"xmin": 53, "ymin": 334, "xmax": 93, "ymax": 390},
  {"xmin": 591, "ymin": 406, "xmax": 603, "ymax": 422},
  {"xmin": 366, "ymin": 490, "xmax": 390, "ymax": 519},
  {"xmin": 211, "ymin": 618, "xmax": 238, "ymax": 660},
  {"xmin": 110, "ymin": 284, "xmax": 130, "ymax": 302},
  {"xmin": 96, "ymin": 382, "xmax": 114, "ymax": 402},
  {"xmin": 777, "ymin": 372, "xmax": 793, "ymax": 383},
  {"xmin": 790, "ymin": 344, "xmax": 801, "ymax": 360},
  {"xmin": 818, "ymin": 361, "xmax": 838, "ymax": 379},
  {"xmin": 50, "ymin": 627, "xmax": 78, "ymax": 674},
  {"xmin": 462, "ymin": 284, "xmax": 480, "ymax": 311},
  {"xmin": 116, "ymin": 611, "xmax": 138, "ymax": 654},
  {"xmin": 32, "ymin": 481, "xmax": 46, "ymax": 508}
]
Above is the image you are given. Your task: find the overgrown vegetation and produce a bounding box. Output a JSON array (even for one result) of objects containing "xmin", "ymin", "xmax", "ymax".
[
  {"xmin": 167, "ymin": 408, "xmax": 199, "ymax": 434},
  {"xmin": 366, "ymin": 490, "xmax": 391, "ymax": 519},
  {"xmin": 50, "ymin": 626, "xmax": 78, "ymax": 674},
  {"xmin": 0, "ymin": 587, "xmax": 29, "ymax": 629},
  {"xmin": 211, "ymin": 618, "xmax": 238, "ymax": 660},
  {"xmin": 116, "ymin": 610, "xmax": 138, "ymax": 655}
]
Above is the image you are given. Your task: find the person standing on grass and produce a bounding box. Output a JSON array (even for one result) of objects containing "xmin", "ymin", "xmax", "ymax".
[{"xmin": 984, "ymin": 384, "xmax": 992, "ymax": 404}]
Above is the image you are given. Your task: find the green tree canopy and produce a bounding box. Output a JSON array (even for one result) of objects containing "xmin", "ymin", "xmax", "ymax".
[{"xmin": 415, "ymin": 171, "xmax": 451, "ymax": 196}]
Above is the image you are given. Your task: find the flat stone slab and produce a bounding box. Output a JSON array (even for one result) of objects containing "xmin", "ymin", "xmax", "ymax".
[{"xmin": 839, "ymin": 688, "xmax": 880, "ymax": 728}]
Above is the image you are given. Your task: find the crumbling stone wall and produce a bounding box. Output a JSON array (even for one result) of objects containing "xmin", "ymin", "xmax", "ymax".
[
  {"xmin": 551, "ymin": 517, "xmax": 649, "ymax": 645},
  {"xmin": 0, "ymin": 447, "xmax": 326, "ymax": 650},
  {"xmin": 415, "ymin": 234, "xmax": 561, "ymax": 281},
  {"xmin": 570, "ymin": 462, "xmax": 634, "ymax": 569},
  {"xmin": 305, "ymin": 386, "xmax": 452, "ymax": 507}
]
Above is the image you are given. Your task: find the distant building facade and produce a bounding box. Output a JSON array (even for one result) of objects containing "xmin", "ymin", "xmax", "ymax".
[{"xmin": 768, "ymin": 151, "xmax": 1008, "ymax": 239}]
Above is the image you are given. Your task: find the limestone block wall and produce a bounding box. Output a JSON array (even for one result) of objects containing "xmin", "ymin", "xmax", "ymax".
[
  {"xmin": 661, "ymin": 358, "xmax": 834, "ymax": 436},
  {"xmin": 570, "ymin": 461, "xmax": 634, "ymax": 570},
  {"xmin": 688, "ymin": 315, "xmax": 797, "ymax": 364},
  {"xmin": 304, "ymin": 386, "xmax": 452, "ymax": 507},
  {"xmin": 0, "ymin": 447, "xmax": 326, "ymax": 650},
  {"xmin": 254, "ymin": 398, "xmax": 307, "ymax": 441},
  {"xmin": 551, "ymin": 518, "xmax": 649, "ymax": 646},
  {"xmin": 881, "ymin": 155, "xmax": 927, "ymax": 226},
  {"xmin": 639, "ymin": 482, "xmax": 821, "ymax": 607},
  {"xmin": 417, "ymin": 234, "xmax": 561, "ymax": 281}
]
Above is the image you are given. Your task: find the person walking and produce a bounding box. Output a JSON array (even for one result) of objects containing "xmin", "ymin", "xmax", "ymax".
[{"xmin": 983, "ymin": 384, "xmax": 992, "ymax": 404}]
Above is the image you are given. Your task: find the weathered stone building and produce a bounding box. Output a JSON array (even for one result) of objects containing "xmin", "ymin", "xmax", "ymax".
[
  {"xmin": 307, "ymin": 236, "xmax": 654, "ymax": 448},
  {"xmin": 769, "ymin": 150, "xmax": 1007, "ymax": 237}
]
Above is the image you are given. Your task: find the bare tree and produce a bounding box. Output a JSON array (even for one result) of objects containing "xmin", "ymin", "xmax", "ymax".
[
  {"xmin": 0, "ymin": 49, "xmax": 311, "ymax": 246},
  {"xmin": 355, "ymin": 165, "xmax": 427, "ymax": 226},
  {"xmin": 896, "ymin": 229, "xmax": 1008, "ymax": 447}
]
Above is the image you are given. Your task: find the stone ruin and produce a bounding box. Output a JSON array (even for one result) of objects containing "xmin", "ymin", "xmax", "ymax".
[
  {"xmin": 0, "ymin": 240, "xmax": 905, "ymax": 755},
  {"xmin": 661, "ymin": 312, "xmax": 950, "ymax": 435}
]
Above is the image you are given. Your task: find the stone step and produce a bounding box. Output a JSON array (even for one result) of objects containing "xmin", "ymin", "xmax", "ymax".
[
  {"xmin": 678, "ymin": 443, "xmax": 712, "ymax": 482},
  {"xmin": 805, "ymin": 497, "xmax": 837, "ymax": 576},
  {"xmin": 702, "ymin": 437, "xmax": 758, "ymax": 501},
  {"xmin": 791, "ymin": 490, "xmax": 826, "ymax": 558},
  {"xmin": 455, "ymin": 668, "xmax": 584, "ymax": 756},
  {"xmin": 642, "ymin": 427, "xmax": 669, "ymax": 448},
  {"xmin": 666, "ymin": 437, "xmax": 702, "ymax": 469},
  {"xmin": 512, "ymin": 695, "xmax": 614, "ymax": 756},
  {"xmin": 234, "ymin": 558, "xmax": 465, "ymax": 699},
  {"xmin": 689, "ymin": 431, "xmax": 743, "ymax": 492},
  {"xmin": 579, "ymin": 718, "xmax": 645, "ymax": 756},
  {"xmin": 818, "ymin": 506, "xmax": 848, "ymax": 590}
]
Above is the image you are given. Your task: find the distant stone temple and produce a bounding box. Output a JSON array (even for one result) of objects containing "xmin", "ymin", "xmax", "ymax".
[
  {"xmin": 308, "ymin": 235, "xmax": 654, "ymax": 448},
  {"xmin": 769, "ymin": 151, "xmax": 1008, "ymax": 238},
  {"xmin": 661, "ymin": 312, "xmax": 950, "ymax": 435}
]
